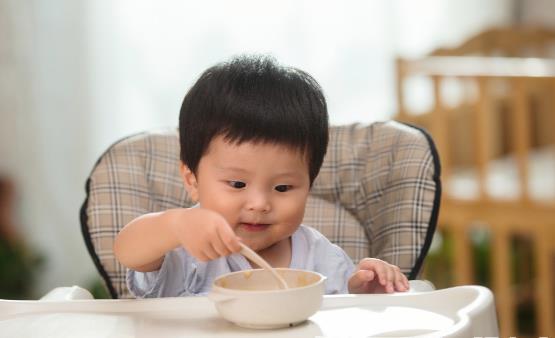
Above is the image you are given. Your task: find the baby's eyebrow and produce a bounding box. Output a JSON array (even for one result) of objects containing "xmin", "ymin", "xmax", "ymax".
[
  {"xmin": 215, "ymin": 166, "xmax": 249, "ymax": 173},
  {"xmin": 215, "ymin": 166, "xmax": 302, "ymax": 179},
  {"xmin": 273, "ymin": 172, "xmax": 301, "ymax": 179}
]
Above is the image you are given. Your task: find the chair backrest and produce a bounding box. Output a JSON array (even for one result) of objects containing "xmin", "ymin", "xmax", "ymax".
[{"xmin": 80, "ymin": 121, "xmax": 441, "ymax": 298}]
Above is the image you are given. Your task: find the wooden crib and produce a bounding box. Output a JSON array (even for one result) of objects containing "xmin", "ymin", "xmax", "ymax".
[{"xmin": 395, "ymin": 27, "xmax": 555, "ymax": 337}]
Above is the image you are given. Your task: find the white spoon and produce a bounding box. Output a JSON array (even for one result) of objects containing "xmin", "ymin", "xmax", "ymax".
[{"xmin": 238, "ymin": 243, "xmax": 289, "ymax": 289}]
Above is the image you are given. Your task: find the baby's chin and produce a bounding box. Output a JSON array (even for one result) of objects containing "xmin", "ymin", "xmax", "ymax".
[
  {"xmin": 237, "ymin": 238, "xmax": 271, "ymax": 253},
  {"xmin": 242, "ymin": 236, "xmax": 292, "ymax": 253}
]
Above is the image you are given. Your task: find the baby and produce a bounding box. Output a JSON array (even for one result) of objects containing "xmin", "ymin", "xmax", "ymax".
[{"xmin": 114, "ymin": 55, "xmax": 409, "ymax": 297}]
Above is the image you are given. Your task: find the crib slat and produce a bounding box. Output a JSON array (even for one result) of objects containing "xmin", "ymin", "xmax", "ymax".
[
  {"xmin": 450, "ymin": 222, "xmax": 473, "ymax": 286},
  {"xmin": 534, "ymin": 225, "xmax": 554, "ymax": 336},
  {"xmin": 431, "ymin": 76, "xmax": 451, "ymax": 179},
  {"xmin": 474, "ymin": 77, "xmax": 490, "ymax": 200},
  {"xmin": 511, "ymin": 77, "xmax": 530, "ymax": 202},
  {"xmin": 491, "ymin": 225, "xmax": 516, "ymax": 337}
]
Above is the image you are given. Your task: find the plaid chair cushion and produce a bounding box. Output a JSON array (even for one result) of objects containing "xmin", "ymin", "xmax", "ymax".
[{"xmin": 81, "ymin": 121, "xmax": 440, "ymax": 298}]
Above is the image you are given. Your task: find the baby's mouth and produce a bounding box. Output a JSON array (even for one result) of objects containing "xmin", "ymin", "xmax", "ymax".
[{"xmin": 240, "ymin": 222, "xmax": 270, "ymax": 232}]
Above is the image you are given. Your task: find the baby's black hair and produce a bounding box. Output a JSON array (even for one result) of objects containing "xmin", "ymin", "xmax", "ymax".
[{"xmin": 179, "ymin": 54, "xmax": 328, "ymax": 185}]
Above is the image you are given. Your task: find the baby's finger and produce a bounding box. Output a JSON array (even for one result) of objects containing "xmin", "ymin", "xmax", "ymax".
[
  {"xmin": 361, "ymin": 269, "xmax": 375, "ymax": 282},
  {"xmin": 393, "ymin": 266, "xmax": 409, "ymax": 290},
  {"xmin": 358, "ymin": 258, "xmax": 388, "ymax": 284},
  {"xmin": 217, "ymin": 221, "xmax": 241, "ymax": 253},
  {"xmin": 211, "ymin": 239, "xmax": 231, "ymax": 257},
  {"xmin": 195, "ymin": 251, "xmax": 211, "ymax": 262},
  {"xmin": 357, "ymin": 258, "xmax": 380, "ymax": 270},
  {"xmin": 402, "ymin": 272, "xmax": 410, "ymax": 290},
  {"xmin": 372, "ymin": 263, "xmax": 388, "ymax": 286},
  {"xmin": 383, "ymin": 267, "xmax": 396, "ymax": 293},
  {"xmin": 213, "ymin": 230, "xmax": 234, "ymax": 256},
  {"xmin": 349, "ymin": 270, "xmax": 375, "ymax": 291},
  {"xmin": 395, "ymin": 278, "xmax": 407, "ymax": 292},
  {"xmin": 202, "ymin": 245, "xmax": 220, "ymax": 261},
  {"xmin": 394, "ymin": 271, "xmax": 408, "ymax": 292}
]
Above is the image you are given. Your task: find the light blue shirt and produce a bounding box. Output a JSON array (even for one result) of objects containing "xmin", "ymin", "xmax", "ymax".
[{"xmin": 127, "ymin": 224, "xmax": 355, "ymax": 297}]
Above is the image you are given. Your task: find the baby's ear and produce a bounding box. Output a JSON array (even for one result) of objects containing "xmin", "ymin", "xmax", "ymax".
[{"xmin": 180, "ymin": 163, "xmax": 199, "ymax": 202}]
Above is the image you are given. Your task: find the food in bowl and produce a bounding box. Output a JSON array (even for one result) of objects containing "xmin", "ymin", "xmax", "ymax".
[{"xmin": 208, "ymin": 268, "xmax": 325, "ymax": 329}]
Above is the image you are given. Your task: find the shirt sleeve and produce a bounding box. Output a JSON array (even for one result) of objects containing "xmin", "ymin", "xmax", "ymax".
[
  {"xmin": 300, "ymin": 226, "xmax": 355, "ymax": 294},
  {"xmin": 126, "ymin": 248, "xmax": 190, "ymax": 298},
  {"xmin": 318, "ymin": 242, "xmax": 355, "ymax": 294}
]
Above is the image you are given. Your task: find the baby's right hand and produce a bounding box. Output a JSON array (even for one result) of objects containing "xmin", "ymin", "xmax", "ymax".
[{"xmin": 168, "ymin": 208, "xmax": 241, "ymax": 261}]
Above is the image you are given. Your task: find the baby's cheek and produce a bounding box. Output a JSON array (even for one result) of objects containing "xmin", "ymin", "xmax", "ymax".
[
  {"xmin": 284, "ymin": 206, "xmax": 305, "ymax": 226},
  {"xmin": 289, "ymin": 191, "xmax": 308, "ymax": 209}
]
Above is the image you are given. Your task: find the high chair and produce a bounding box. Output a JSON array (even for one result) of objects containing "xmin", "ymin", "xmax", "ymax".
[{"xmin": 80, "ymin": 121, "xmax": 441, "ymax": 299}]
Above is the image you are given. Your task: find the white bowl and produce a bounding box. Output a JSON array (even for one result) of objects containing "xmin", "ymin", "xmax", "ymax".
[{"xmin": 208, "ymin": 268, "xmax": 325, "ymax": 329}]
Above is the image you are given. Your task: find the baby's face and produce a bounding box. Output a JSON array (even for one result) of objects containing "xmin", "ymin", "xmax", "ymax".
[{"xmin": 186, "ymin": 135, "xmax": 310, "ymax": 253}]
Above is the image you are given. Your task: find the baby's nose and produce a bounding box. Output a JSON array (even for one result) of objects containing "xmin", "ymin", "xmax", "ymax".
[{"xmin": 245, "ymin": 191, "xmax": 271, "ymax": 213}]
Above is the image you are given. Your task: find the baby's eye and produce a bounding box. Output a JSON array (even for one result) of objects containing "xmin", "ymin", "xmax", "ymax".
[
  {"xmin": 228, "ymin": 181, "xmax": 246, "ymax": 189},
  {"xmin": 275, "ymin": 185, "xmax": 292, "ymax": 192}
]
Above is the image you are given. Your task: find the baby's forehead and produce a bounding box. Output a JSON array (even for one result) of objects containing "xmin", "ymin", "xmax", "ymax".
[
  {"xmin": 208, "ymin": 135, "xmax": 307, "ymax": 157},
  {"xmin": 202, "ymin": 136, "xmax": 310, "ymax": 170}
]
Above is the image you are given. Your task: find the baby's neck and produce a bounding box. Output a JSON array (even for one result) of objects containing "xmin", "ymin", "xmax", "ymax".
[{"xmin": 252, "ymin": 237, "xmax": 292, "ymax": 268}]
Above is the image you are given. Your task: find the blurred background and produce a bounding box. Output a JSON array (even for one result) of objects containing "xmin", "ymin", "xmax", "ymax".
[{"xmin": 1, "ymin": 0, "xmax": 554, "ymax": 336}]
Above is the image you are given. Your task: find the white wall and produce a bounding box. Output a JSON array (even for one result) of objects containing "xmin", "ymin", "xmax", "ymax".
[{"xmin": 1, "ymin": 1, "xmax": 97, "ymax": 296}]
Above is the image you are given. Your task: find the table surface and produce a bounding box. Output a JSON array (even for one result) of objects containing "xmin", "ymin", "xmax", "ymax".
[{"xmin": 0, "ymin": 285, "xmax": 498, "ymax": 338}]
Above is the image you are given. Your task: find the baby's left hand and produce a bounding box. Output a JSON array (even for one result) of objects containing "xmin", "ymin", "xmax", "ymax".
[{"xmin": 348, "ymin": 258, "xmax": 409, "ymax": 294}]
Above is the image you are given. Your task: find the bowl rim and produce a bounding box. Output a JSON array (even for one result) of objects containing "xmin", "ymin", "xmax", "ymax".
[{"xmin": 211, "ymin": 268, "xmax": 326, "ymax": 295}]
